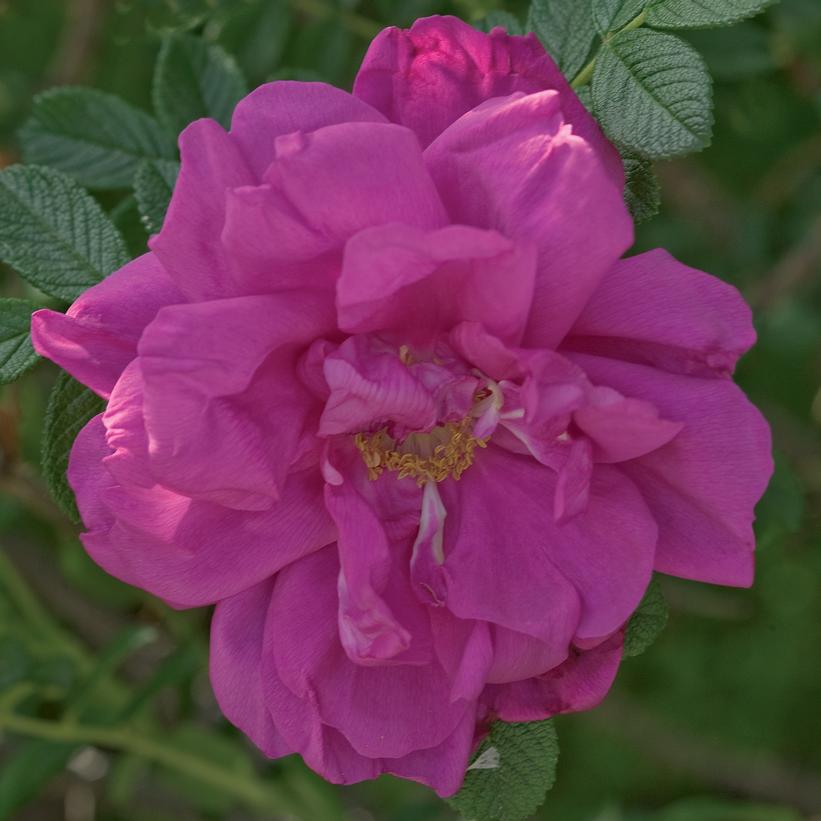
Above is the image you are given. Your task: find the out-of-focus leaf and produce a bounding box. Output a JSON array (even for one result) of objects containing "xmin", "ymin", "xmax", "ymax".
[
  {"xmin": 41, "ymin": 372, "xmax": 105, "ymax": 523},
  {"xmin": 755, "ymin": 451, "xmax": 804, "ymax": 548},
  {"xmin": 592, "ymin": 28, "xmax": 713, "ymax": 158},
  {"xmin": 623, "ymin": 153, "xmax": 662, "ymax": 222},
  {"xmin": 0, "ymin": 298, "xmax": 38, "ymax": 384},
  {"xmin": 0, "ymin": 635, "xmax": 31, "ymax": 688},
  {"xmin": 482, "ymin": 11, "xmax": 525, "ymax": 35},
  {"xmin": 449, "ymin": 720, "xmax": 559, "ymax": 821},
  {"xmin": 527, "ymin": 0, "xmax": 597, "ymax": 79},
  {"xmin": 20, "ymin": 87, "xmax": 176, "ymax": 190},
  {"xmin": 133, "ymin": 159, "xmax": 179, "ymax": 235},
  {"xmin": 593, "ymin": 0, "xmax": 649, "ymax": 34},
  {"xmin": 624, "ymin": 577, "xmax": 669, "ymax": 658},
  {"xmin": 646, "ymin": 0, "xmax": 776, "ymax": 30},
  {"xmin": 0, "ymin": 165, "xmax": 129, "ymax": 301},
  {"xmin": 152, "ymin": 33, "xmax": 248, "ymax": 136},
  {"xmin": 655, "ymin": 796, "xmax": 803, "ymax": 820}
]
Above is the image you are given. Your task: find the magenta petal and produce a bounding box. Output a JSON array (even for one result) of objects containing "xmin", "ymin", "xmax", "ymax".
[
  {"xmin": 563, "ymin": 249, "xmax": 757, "ymax": 376},
  {"xmin": 320, "ymin": 335, "xmax": 438, "ymax": 436},
  {"xmin": 137, "ymin": 292, "xmax": 333, "ymax": 509},
  {"xmin": 31, "ymin": 254, "xmax": 182, "ymax": 398},
  {"xmin": 269, "ymin": 547, "xmax": 469, "ymax": 760},
  {"xmin": 210, "ymin": 580, "xmax": 292, "ymax": 757},
  {"xmin": 353, "ymin": 14, "xmax": 622, "ymax": 186},
  {"xmin": 230, "ymin": 81, "xmax": 387, "ymax": 177},
  {"xmin": 70, "ymin": 417, "xmax": 334, "ymax": 607},
  {"xmin": 338, "ymin": 223, "xmax": 536, "ymax": 344},
  {"xmin": 150, "ymin": 119, "xmax": 255, "ymax": 300},
  {"xmin": 425, "ymin": 90, "xmax": 632, "ymax": 348},
  {"xmin": 482, "ymin": 634, "xmax": 623, "ymax": 722},
  {"xmin": 572, "ymin": 353, "xmax": 773, "ymax": 586}
]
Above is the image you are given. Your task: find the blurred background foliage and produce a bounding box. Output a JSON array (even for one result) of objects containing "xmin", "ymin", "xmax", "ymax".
[{"xmin": 0, "ymin": 0, "xmax": 819, "ymax": 819}]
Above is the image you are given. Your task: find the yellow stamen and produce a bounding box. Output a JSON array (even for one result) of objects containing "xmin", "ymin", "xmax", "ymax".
[{"xmin": 354, "ymin": 416, "xmax": 488, "ymax": 484}]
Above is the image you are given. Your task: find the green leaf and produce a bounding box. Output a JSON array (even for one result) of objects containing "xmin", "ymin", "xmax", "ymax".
[
  {"xmin": 41, "ymin": 372, "xmax": 105, "ymax": 524},
  {"xmin": 134, "ymin": 159, "xmax": 179, "ymax": 234},
  {"xmin": 0, "ymin": 165, "xmax": 129, "ymax": 301},
  {"xmin": 482, "ymin": 11, "xmax": 525, "ymax": 35},
  {"xmin": 19, "ymin": 87, "xmax": 176, "ymax": 190},
  {"xmin": 593, "ymin": 0, "xmax": 649, "ymax": 34},
  {"xmin": 646, "ymin": 0, "xmax": 776, "ymax": 29},
  {"xmin": 153, "ymin": 33, "xmax": 248, "ymax": 136},
  {"xmin": 449, "ymin": 720, "xmax": 559, "ymax": 821},
  {"xmin": 527, "ymin": 0, "xmax": 597, "ymax": 79},
  {"xmin": 592, "ymin": 28, "xmax": 713, "ymax": 159},
  {"xmin": 624, "ymin": 577, "xmax": 669, "ymax": 658},
  {"xmin": 622, "ymin": 152, "xmax": 661, "ymax": 223},
  {"xmin": 0, "ymin": 298, "xmax": 38, "ymax": 384}
]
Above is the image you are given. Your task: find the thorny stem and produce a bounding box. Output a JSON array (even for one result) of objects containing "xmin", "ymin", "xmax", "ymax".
[
  {"xmin": 0, "ymin": 712, "xmax": 307, "ymax": 818},
  {"xmin": 570, "ymin": 9, "xmax": 648, "ymax": 90}
]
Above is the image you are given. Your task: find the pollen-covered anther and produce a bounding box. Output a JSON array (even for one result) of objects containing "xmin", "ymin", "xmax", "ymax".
[{"xmin": 354, "ymin": 416, "xmax": 488, "ymax": 484}]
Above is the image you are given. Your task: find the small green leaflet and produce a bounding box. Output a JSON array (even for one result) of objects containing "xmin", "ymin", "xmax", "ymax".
[
  {"xmin": 527, "ymin": 0, "xmax": 597, "ymax": 80},
  {"xmin": 41, "ymin": 372, "xmax": 105, "ymax": 524},
  {"xmin": 20, "ymin": 87, "xmax": 176, "ymax": 190},
  {"xmin": 624, "ymin": 577, "xmax": 669, "ymax": 658},
  {"xmin": 449, "ymin": 720, "xmax": 559, "ymax": 821},
  {"xmin": 593, "ymin": 0, "xmax": 649, "ymax": 35},
  {"xmin": 0, "ymin": 165, "xmax": 129, "ymax": 301},
  {"xmin": 592, "ymin": 28, "xmax": 713, "ymax": 159},
  {"xmin": 134, "ymin": 159, "xmax": 180, "ymax": 235},
  {"xmin": 646, "ymin": 0, "xmax": 776, "ymax": 29},
  {"xmin": 153, "ymin": 33, "xmax": 248, "ymax": 136},
  {"xmin": 623, "ymin": 153, "xmax": 661, "ymax": 223},
  {"xmin": 0, "ymin": 298, "xmax": 38, "ymax": 384}
]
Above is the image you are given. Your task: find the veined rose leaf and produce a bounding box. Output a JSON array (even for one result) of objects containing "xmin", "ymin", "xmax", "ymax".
[
  {"xmin": 153, "ymin": 33, "xmax": 248, "ymax": 135},
  {"xmin": 0, "ymin": 165, "xmax": 129, "ymax": 301},
  {"xmin": 624, "ymin": 576, "xmax": 669, "ymax": 658},
  {"xmin": 0, "ymin": 298, "xmax": 39, "ymax": 384},
  {"xmin": 646, "ymin": 0, "xmax": 776, "ymax": 29},
  {"xmin": 41, "ymin": 372, "xmax": 105, "ymax": 523},
  {"xmin": 134, "ymin": 159, "xmax": 180, "ymax": 235},
  {"xmin": 20, "ymin": 87, "xmax": 176, "ymax": 190},
  {"xmin": 592, "ymin": 28, "xmax": 713, "ymax": 159},
  {"xmin": 623, "ymin": 152, "xmax": 661, "ymax": 223},
  {"xmin": 449, "ymin": 720, "xmax": 559, "ymax": 821},
  {"xmin": 593, "ymin": 0, "xmax": 649, "ymax": 34},
  {"xmin": 527, "ymin": 0, "xmax": 597, "ymax": 80}
]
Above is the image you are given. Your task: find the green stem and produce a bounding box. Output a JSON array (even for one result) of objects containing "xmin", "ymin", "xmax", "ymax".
[
  {"xmin": 289, "ymin": 0, "xmax": 382, "ymax": 39},
  {"xmin": 570, "ymin": 8, "xmax": 649, "ymax": 90},
  {"xmin": 0, "ymin": 712, "xmax": 306, "ymax": 817}
]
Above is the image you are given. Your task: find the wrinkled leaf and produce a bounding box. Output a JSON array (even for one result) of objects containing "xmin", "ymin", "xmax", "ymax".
[
  {"xmin": 623, "ymin": 152, "xmax": 661, "ymax": 223},
  {"xmin": 593, "ymin": 0, "xmax": 649, "ymax": 34},
  {"xmin": 592, "ymin": 28, "xmax": 713, "ymax": 158},
  {"xmin": 449, "ymin": 720, "xmax": 559, "ymax": 821},
  {"xmin": 646, "ymin": 0, "xmax": 776, "ymax": 29},
  {"xmin": 41, "ymin": 372, "xmax": 105, "ymax": 523},
  {"xmin": 153, "ymin": 33, "xmax": 248, "ymax": 135},
  {"xmin": 0, "ymin": 298, "xmax": 38, "ymax": 384},
  {"xmin": 20, "ymin": 87, "xmax": 175, "ymax": 190},
  {"xmin": 624, "ymin": 576, "xmax": 669, "ymax": 658},
  {"xmin": 133, "ymin": 159, "xmax": 180, "ymax": 234},
  {"xmin": 0, "ymin": 165, "xmax": 129, "ymax": 300},
  {"xmin": 527, "ymin": 0, "xmax": 597, "ymax": 79}
]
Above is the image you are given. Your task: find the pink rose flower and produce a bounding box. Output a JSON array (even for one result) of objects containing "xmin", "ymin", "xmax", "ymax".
[{"xmin": 31, "ymin": 15, "xmax": 772, "ymax": 797}]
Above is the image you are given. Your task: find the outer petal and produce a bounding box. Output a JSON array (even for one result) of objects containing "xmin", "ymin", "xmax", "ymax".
[
  {"xmin": 210, "ymin": 579, "xmax": 292, "ymax": 757},
  {"xmin": 353, "ymin": 14, "xmax": 622, "ymax": 186},
  {"xmin": 230, "ymin": 81, "xmax": 387, "ymax": 177},
  {"xmin": 137, "ymin": 292, "xmax": 334, "ymax": 509},
  {"xmin": 70, "ymin": 416, "xmax": 334, "ymax": 607},
  {"xmin": 268, "ymin": 547, "xmax": 469, "ymax": 761},
  {"xmin": 30, "ymin": 254, "xmax": 182, "ymax": 398},
  {"xmin": 571, "ymin": 353, "xmax": 773, "ymax": 586},
  {"xmin": 563, "ymin": 249, "xmax": 757, "ymax": 376},
  {"xmin": 441, "ymin": 446, "xmax": 656, "ymax": 644},
  {"xmin": 150, "ymin": 119, "xmax": 255, "ymax": 300},
  {"xmin": 338, "ymin": 223, "xmax": 536, "ymax": 344},
  {"xmin": 425, "ymin": 91, "xmax": 632, "ymax": 348},
  {"xmin": 482, "ymin": 634, "xmax": 623, "ymax": 722}
]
